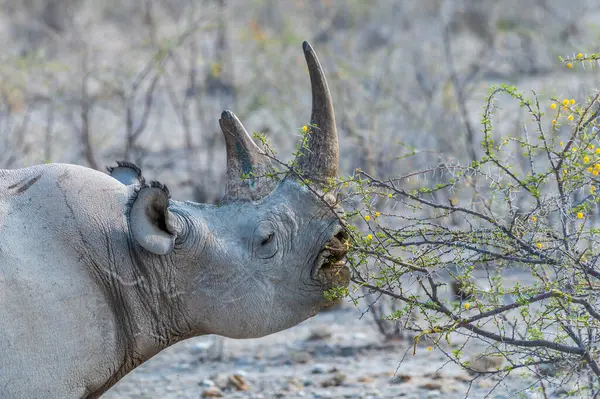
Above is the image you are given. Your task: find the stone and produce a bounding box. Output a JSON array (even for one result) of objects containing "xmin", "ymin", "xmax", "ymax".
[
  {"xmin": 441, "ymin": 382, "xmax": 460, "ymax": 393},
  {"xmin": 466, "ymin": 354, "xmax": 504, "ymax": 373},
  {"xmin": 476, "ymin": 378, "xmax": 496, "ymax": 388},
  {"xmin": 202, "ymin": 387, "xmax": 224, "ymax": 398},
  {"xmin": 340, "ymin": 346, "xmax": 359, "ymax": 357},
  {"xmin": 321, "ymin": 372, "xmax": 346, "ymax": 387},
  {"xmin": 420, "ymin": 381, "xmax": 443, "ymax": 390},
  {"xmin": 212, "ymin": 373, "xmax": 230, "ymax": 389},
  {"xmin": 210, "ymin": 373, "xmax": 249, "ymax": 391},
  {"xmin": 454, "ymin": 373, "xmax": 473, "ymax": 383},
  {"xmin": 306, "ymin": 327, "xmax": 333, "ymax": 341},
  {"xmin": 423, "ymin": 371, "xmax": 445, "ymax": 380},
  {"xmin": 553, "ymin": 386, "xmax": 570, "ymax": 396},
  {"xmin": 364, "ymin": 389, "xmax": 382, "ymax": 398},
  {"xmin": 311, "ymin": 364, "xmax": 328, "ymax": 374},
  {"xmin": 390, "ymin": 374, "xmax": 412, "ymax": 384},
  {"xmin": 291, "ymin": 351, "xmax": 312, "ymax": 364},
  {"xmin": 538, "ymin": 362, "xmax": 568, "ymax": 377},
  {"xmin": 199, "ymin": 379, "xmax": 215, "ymax": 387},
  {"xmin": 230, "ymin": 374, "xmax": 249, "ymax": 391}
]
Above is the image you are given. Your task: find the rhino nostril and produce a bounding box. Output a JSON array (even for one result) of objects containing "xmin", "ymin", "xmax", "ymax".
[
  {"xmin": 336, "ymin": 229, "xmax": 349, "ymax": 241},
  {"xmin": 325, "ymin": 230, "xmax": 349, "ymax": 261}
]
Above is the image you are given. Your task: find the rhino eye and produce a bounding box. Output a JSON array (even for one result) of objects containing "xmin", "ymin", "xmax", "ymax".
[
  {"xmin": 261, "ymin": 232, "xmax": 275, "ymax": 246},
  {"xmin": 254, "ymin": 221, "xmax": 278, "ymax": 259}
]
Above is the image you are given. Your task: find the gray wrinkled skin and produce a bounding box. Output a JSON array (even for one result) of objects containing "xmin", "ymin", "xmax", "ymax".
[{"xmin": 0, "ymin": 41, "xmax": 349, "ymax": 398}]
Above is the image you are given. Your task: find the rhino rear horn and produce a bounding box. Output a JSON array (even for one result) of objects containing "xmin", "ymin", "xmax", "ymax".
[
  {"xmin": 295, "ymin": 41, "xmax": 339, "ymax": 184},
  {"xmin": 220, "ymin": 110, "xmax": 276, "ymax": 201}
]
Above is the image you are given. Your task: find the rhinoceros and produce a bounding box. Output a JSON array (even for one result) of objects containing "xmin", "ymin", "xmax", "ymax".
[{"xmin": 0, "ymin": 41, "xmax": 350, "ymax": 398}]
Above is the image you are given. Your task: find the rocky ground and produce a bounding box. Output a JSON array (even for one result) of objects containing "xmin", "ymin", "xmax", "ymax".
[{"xmin": 103, "ymin": 297, "xmax": 560, "ymax": 399}]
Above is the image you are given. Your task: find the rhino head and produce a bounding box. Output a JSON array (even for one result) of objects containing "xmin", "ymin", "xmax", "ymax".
[{"xmin": 113, "ymin": 41, "xmax": 350, "ymax": 341}]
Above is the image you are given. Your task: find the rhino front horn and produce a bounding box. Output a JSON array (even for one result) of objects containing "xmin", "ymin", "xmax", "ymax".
[
  {"xmin": 220, "ymin": 110, "xmax": 275, "ymax": 201},
  {"xmin": 295, "ymin": 41, "xmax": 339, "ymax": 184}
]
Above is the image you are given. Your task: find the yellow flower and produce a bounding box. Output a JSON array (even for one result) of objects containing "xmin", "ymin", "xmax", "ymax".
[
  {"xmin": 594, "ymin": 164, "xmax": 600, "ymax": 170},
  {"xmin": 211, "ymin": 63, "xmax": 221, "ymax": 77},
  {"xmin": 589, "ymin": 144, "xmax": 595, "ymax": 150},
  {"xmin": 427, "ymin": 346, "xmax": 433, "ymax": 351},
  {"xmin": 559, "ymin": 141, "xmax": 564, "ymax": 146},
  {"xmin": 388, "ymin": 193, "xmax": 393, "ymax": 198},
  {"xmin": 577, "ymin": 53, "xmax": 583, "ymax": 59},
  {"xmin": 531, "ymin": 216, "xmax": 537, "ymax": 222},
  {"xmin": 343, "ymin": 181, "xmax": 349, "ymax": 187},
  {"xmin": 375, "ymin": 211, "xmax": 381, "ymax": 217},
  {"xmin": 591, "ymin": 186, "xmax": 596, "ymax": 193},
  {"xmin": 552, "ymin": 119, "xmax": 557, "ymax": 126},
  {"xmin": 588, "ymin": 167, "xmax": 593, "ymax": 173},
  {"xmin": 464, "ymin": 303, "xmax": 470, "ymax": 310},
  {"xmin": 596, "ymin": 148, "xmax": 600, "ymax": 155},
  {"xmin": 563, "ymin": 99, "xmax": 570, "ymax": 106},
  {"xmin": 537, "ymin": 242, "xmax": 543, "ymax": 249},
  {"xmin": 584, "ymin": 156, "xmax": 590, "ymax": 164},
  {"xmin": 593, "ymin": 170, "xmax": 598, "ymax": 176},
  {"xmin": 570, "ymin": 99, "xmax": 576, "ymax": 105},
  {"xmin": 366, "ymin": 234, "xmax": 373, "ymax": 241},
  {"xmin": 568, "ymin": 114, "xmax": 574, "ymax": 121},
  {"xmin": 567, "ymin": 63, "xmax": 573, "ymax": 68},
  {"xmin": 355, "ymin": 168, "xmax": 361, "ymax": 173},
  {"xmin": 563, "ymin": 169, "xmax": 567, "ymax": 174},
  {"xmin": 365, "ymin": 215, "xmax": 371, "ymax": 222},
  {"xmin": 301, "ymin": 125, "xmax": 309, "ymax": 133},
  {"xmin": 550, "ymin": 103, "xmax": 557, "ymax": 110},
  {"xmin": 577, "ymin": 212, "xmax": 584, "ymax": 219}
]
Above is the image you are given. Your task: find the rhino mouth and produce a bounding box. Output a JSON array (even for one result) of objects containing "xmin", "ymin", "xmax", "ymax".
[{"xmin": 312, "ymin": 229, "xmax": 350, "ymax": 286}]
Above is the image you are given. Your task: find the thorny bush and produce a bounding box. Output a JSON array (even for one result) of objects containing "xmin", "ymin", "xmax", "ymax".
[{"xmin": 333, "ymin": 53, "xmax": 600, "ymax": 397}]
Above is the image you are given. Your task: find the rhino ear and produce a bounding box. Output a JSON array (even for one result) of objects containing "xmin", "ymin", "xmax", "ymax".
[
  {"xmin": 107, "ymin": 161, "xmax": 145, "ymax": 186},
  {"xmin": 130, "ymin": 182, "xmax": 177, "ymax": 255}
]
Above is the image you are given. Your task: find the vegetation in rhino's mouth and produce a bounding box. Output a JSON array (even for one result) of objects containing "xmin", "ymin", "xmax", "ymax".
[{"xmin": 312, "ymin": 229, "xmax": 350, "ymax": 286}]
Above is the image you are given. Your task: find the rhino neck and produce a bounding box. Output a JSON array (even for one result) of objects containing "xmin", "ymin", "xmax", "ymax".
[{"xmin": 97, "ymin": 207, "xmax": 202, "ymax": 391}]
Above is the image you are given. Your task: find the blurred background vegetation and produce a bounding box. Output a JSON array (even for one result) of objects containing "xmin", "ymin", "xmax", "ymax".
[{"xmin": 1, "ymin": 0, "xmax": 598, "ymax": 204}]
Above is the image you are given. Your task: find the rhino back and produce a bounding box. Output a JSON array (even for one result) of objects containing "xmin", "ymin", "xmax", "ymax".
[{"xmin": 0, "ymin": 164, "xmax": 133, "ymax": 398}]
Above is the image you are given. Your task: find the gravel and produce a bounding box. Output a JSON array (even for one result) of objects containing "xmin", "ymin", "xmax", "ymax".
[{"xmin": 102, "ymin": 292, "xmax": 559, "ymax": 399}]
